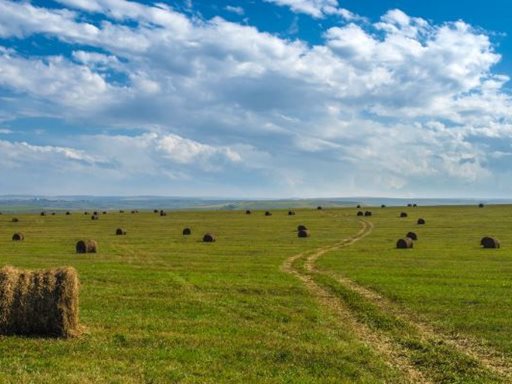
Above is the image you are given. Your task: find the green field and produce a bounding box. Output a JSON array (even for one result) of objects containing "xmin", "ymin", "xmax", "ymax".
[{"xmin": 0, "ymin": 206, "xmax": 511, "ymax": 383}]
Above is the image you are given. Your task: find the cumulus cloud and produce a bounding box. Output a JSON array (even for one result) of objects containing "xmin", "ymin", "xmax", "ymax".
[{"xmin": 0, "ymin": 0, "xmax": 510, "ymax": 196}]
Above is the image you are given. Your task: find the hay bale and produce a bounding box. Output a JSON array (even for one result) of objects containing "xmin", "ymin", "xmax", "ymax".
[
  {"xmin": 0, "ymin": 266, "xmax": 79, "ymax": 337},
  {"xmin": 298, "ymin": 229, "xmax": 310, "ymax": 238},
  {"xmin": 76, "ymin": 240, "xmax": 97, "ymax": 254},
  {"xmin": 91, "ymin": 215, "xmax": 99, "ymax": 221},
  {"xmin": 160, "ymin": 211, "xmax": 167, "ymax": 216},
  {"xmin": 297, "ymin": 225, "xmax": 308, "ymax": 231},
  {"xmin": 119, "ymin": 210, "xmax": 124, "ymax": 213},
  {"xmin": 115, "ymin": 228, "xmax": 126, "ymax": 236},
  {"xmin": 11, "ymin": 218, "xmax": 19, "ymax": 223},
  {"xmin": 396, "ymin": 238, "xmax": 413, "ymax": 249},
  {"xmin": 288, "ymin": 210, "xmax": 296, "ymax": 216},
  {"xmin": 407, "ymin": 204, "xmax": 412, "ymax": 207},
  {"xmin": 84, "ymin": 212, "xmax": 89, "ymax": 215},
  {"xmin": 93, "ymin": 211, "xmax": 98, "ymax": 216},
  {"xmin": 245, "ymin": 210, "xmax": 252, "ymax": 215},
  {"xmin": 413, "ymin": 204, "xmax": 417, "ymax": 207},
  {"xmin": 357, "ymin": 205, "xmax": 361, "ymax": 208},
  {"xmin": 364, "ymin": 211, "xmax": 372, "ymax": 217},
  {"xmin": 265, "ymin": 211, "xmax": 272, "ymax": 216},
  {"xmin": 203, "ymin": 233, "xmax": 215, "ymax": 242},
  {"xmin": 479, "ymin": 203, "xmax": 484, "ymax": 208},
  {"xmin": 12, "ymin": 233, "xmax": 24, "ymax": 241},
  {"xmin": 102, "ymin": 211, "xmax": 107, "ymax": 215},
  {"xmin": 400, "ymin": 212, "xmax": 408, "ymax": 218},
  {"xmin": 481, "ymin": 237, "xmax": 500, "ymax": 249},
  {"xmin": 381, "ymin": 204, "xmax": 386, "ymax": 208},
  {"xmin": 66, "ymin": 212, "xmax": 71, "ymax": 216},
  {"xmin": 183, "ymin": 228, "xmax": 191, "ymax": 236},
  {"xmin": 153, "ymin": 209, "xmax": 159, "ymax": 213},
  {"xmin": 406, "ymin": 232, "xmax": 418, "ymax": 241},
  {"xmin": 51, "ymin": 212, "xmax": 56, "ymax": 216},
  {"xmin": 40, "ymin": 212, "xmax": 46, "ymax": 216},
  {"xmin": 417, "ymin": 218, "xmax": 425, "ymax": 225},
  {"xmin": 357, "ymin": 211, "xmax": 364, "ymax": 216},
  {"xmin": 317, "ymin": 206, "xmax": 322, "ymax": 210}
]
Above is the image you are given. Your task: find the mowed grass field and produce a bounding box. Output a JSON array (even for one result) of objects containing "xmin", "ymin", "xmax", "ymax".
[{"xmin": 0, "ymin": 206, "xmax": 511, "ymax": 383}]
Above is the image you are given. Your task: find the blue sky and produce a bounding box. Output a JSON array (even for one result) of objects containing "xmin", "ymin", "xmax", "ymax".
[{"xmin": 0, "ymin": 0, "xmax": 512, "ymax": 197}]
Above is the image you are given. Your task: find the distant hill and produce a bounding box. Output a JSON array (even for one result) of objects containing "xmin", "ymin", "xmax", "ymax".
[{"xmin": 0, "ymin": 195, "xmax": 509, "ymax": 213}]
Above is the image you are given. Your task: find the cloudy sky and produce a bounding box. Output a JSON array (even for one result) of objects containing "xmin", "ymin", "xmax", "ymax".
[{"xmin": 0, "ymin": 0, "xmax": 511, "ymax": 197}]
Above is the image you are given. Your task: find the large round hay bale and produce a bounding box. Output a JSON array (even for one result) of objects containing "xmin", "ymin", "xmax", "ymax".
[
  {"xmin": 93, "ymin": 211, "xmax": 98, "ymax": 216},
  {"xmin": 481, "ymin": 237, "xmax": 500, "ymax": 249},
  {"xmin": 364, "ymin": 211, "xmax": 372, "ymax": 217},
  {"xmin": 297, "ymin": 225, "xmax": 308, "ymax": 231},
  {"xmin": 406, "ymin": 232, "xmax": 418, "ymax": 241},
  {"xmin": 265, "ymin": 211, "xmax": 272, "ymax": 216},
  {"xmin": 51, "ymin": 212, "xmax": 56, "ymax": 216},
  {"xmin": 0, "ymin": 266, "xmax": 79, "ymax": 337},
  {"xmin": 298, "ymin": 229, "xmax": 310, "ymax": 238},
  {"xmin": 417, "ymin": 218, "xmax": 425, "ymax": 225},
  {"xmin": 66, "ymin": 211, "xmax": 71, "ymax": 216},
  {"xmin": 84, "ymin": 212, "xmax": 89, "ymax": 215},
  {"xmin": 400, "ymin": 212, "xmax": 408, "ymax": 218},
  {"xmin": 245, "ymin": 210, "xmax": 251, "ymax": 215},
  {"xmin": 102, "ymin": 211, "xmax": 107, "ymax": 215},
  {"xmin": 396, "ymin": 238, "xmax": 413, "ymax": 249},
  {"xmin": 357, "ymin": 211, "xmax": 364, "ymax": 216},
  {"xmin": 381, "ymin": 204, "xmax": 386, "ymax": 208},
  {"xmin": 119, "ymin": 210, "xmax": 124, "ymax": 213},
  {"xmin": 12, "ymin": 233, "xmax": 24, "ymax": 241},
  {"xmin": 153, "ymin": 209, "xmax": 159, "ymax": 213},
  {"xmin": 357, "ymin": 204, "xmax": 361, "ymax": 208},
  {"xmin": 40, "ymin": 212, "xmax": 46, "ymax": 216},
  {"xmin": 203, "ymin": 233, "xmax": 215, "ymax": 242},
  {"xmin": 479, "ymin": 203, "xmax": 484, "ymax": 208},
  {"xmin": 407, "ymin": 204, "xmax": 412, "ymax": 207},
  {"xmin": 91, "ymin": 215, "xmax": 99, "ymax": 221},
  {"xmin": 317, "ymin": 206, "xmax": 322, "ymax": 210},
  {"xmin": 115, "ymin": 228, "xmax": 126, "ymax": 236},
  {"xmin": 11, "ymin": 218, "xmax": 18, "ymax": 223},
  {"xmin": 76, "ymin": 240, "xmax": 97, "ymax": 254},
  {"xmin": 413, "ymin": 204, "xmax": 417, "ymax": 207},
  {"xmin": 183, "ymin": 228, "xmax": 191, "ymax": 236},
  {"xmin": 160, "ymin": 211, "xmax": 167, "ymax": 216},
  {"xmin": 288, "ymin": 210, "xmax": 295, "ymax": 216}
]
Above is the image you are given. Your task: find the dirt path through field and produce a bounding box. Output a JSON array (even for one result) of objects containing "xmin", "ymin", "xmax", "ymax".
[{"xmin": 282, "ymin": 220, "xmax": 432, "ymax": 384}]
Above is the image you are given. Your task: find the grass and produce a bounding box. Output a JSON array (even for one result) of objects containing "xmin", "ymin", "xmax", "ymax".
[
  {"xmin": 0, "ymin": 209, "xmax": 400, "ymax": 383},
  {"xmin": 1, "ymin": 205, "xmax": 512, "ymax": 383}
]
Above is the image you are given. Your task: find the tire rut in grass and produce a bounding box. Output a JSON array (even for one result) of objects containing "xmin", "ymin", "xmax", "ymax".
[
  {"xmin": 302, "ymin": 220, "xmax": 506, "ymax": 383},
  {"xmin": 282, "ymin": 220, "xmax": 432, "ymax": 384}
]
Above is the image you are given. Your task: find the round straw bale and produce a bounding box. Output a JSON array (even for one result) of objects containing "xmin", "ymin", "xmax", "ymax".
[
  {"xmin": 288, "ymin": 210, "xmax": 296, "ymax": 216},
  {"xmin": 400, "ymin": 212, "xmax": 408, "ymax": 218},
  {"xmin": 115, "ymin": 228, "xmax": 127, "ymax": 236},
  {"xmin": 317, "ymin": 206, "xmax": 322, "ymax": 210},
  {"xmin": 51, "ymin": 212, "xmax": 56, "ymax": 216},
  {"xmin": 0, "ymin": 266, "xmax": 80, "ymax": 337},
  {"xmin": 183, "ymin": 228, "xmax": 191, "ymax": 236},
  {"xmin": 246, "ymin": 210, "xmax": 252, "ymax": 215},
  {"xmin": 40, "ymin": 212, "xmax": 46, "ymax": 216},
  {"xmin": 413, "ymin": 204, "xmax": 417, "ymax": 207},
  {"xmin": 84, "ymin": 212, "xmax": 89, "ymax": 215},
  {"xmin": 76, "ymin": 240, "xmax": 97, "ymax": 253},
  {"xmin": 91, "ymin": 215, "xmax": 99, "ymax": 221},
  {"xmin": 364, "ymin": 211, "xmax": 372, "ymax": 217},
  {"xmin": 93, "ymin": 211, "xmax": 98, "ymax": 216},
  {"xmin": 11, "ymin": 218, "xmax": 18, "ymax": 223},
  {"xmin": 203, "ymin": 233, "xmax": 215, "ymax": 242},
  {"xmin": 407, "ymin": 204, "xmax": 412, "ymax": 207},
  {"xmin": 417, "ymin": 218, "xmax": 425, "ymax": 225},
  {"xmin": 119, "ymin": 210, "xmax": 124, "ymax": 213},
  {"xmin": 479, "ymin": 203, "xmax": 484, "ymax": 208},
  {"xmin": 160, "ymin": 211, "xmax": 167, "ymax": 216},
  {"xmin": 481, "ymin": 237, "xmax": 500, "ymax": 249},
  {"xmin": 357, "ymin": 211, "xmax": 364, "ymax": 216},
  {"xmin": 12, "ymin": 233, "xmax": 24, "ymax": 241},
  {"xmin": 396, "ymin": 238, "xmax": 414, "ymax": 249},
  {"xmin": 153, "ymin": 209, "xmax": 159, "ymax": 213},
  {"xmin": 102, "ymin": 211, "xmax": 107, "ymax": 215},
  {"xmin": 381, "ymin": 204, "xmax": 386, "ymax": 208},
  {"xmin": 297, "ymin": 225, "xmax": 308, "ymax": 231},
  {"xmin": 66, "ymin": 211, "xmax": 71, "ymax": 216},
  {"xmin": 357, "ymin": 205, "xmax": 361, "ymax": 208},
  {"xmin": 265, "ymin": 211, "xmax": 272, "ymax": 216},
  {"xmin": 406, "ymin": 232, "xmax": 418, "ymax": 241},
  {"xmin": 298, "ymin": 229, "xmax": 310, "ymax": 238}
]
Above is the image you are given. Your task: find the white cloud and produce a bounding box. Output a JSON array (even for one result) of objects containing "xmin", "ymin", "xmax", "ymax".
[
  {"xmin": 0, "ymin": 1, "xmax": 510, "ymax": 195},
  {"xmin": 263, "ymin": 0, "xmax": 359, "ymax": 20},
  {"xmin": 225, "ymin": 5, "xmax": 244, "ymax": 16}
]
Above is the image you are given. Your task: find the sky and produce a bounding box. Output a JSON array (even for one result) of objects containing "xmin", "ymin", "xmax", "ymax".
[{"xmin": 1, "ymin": 0, "xmax": 512, "ymax": 198}]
